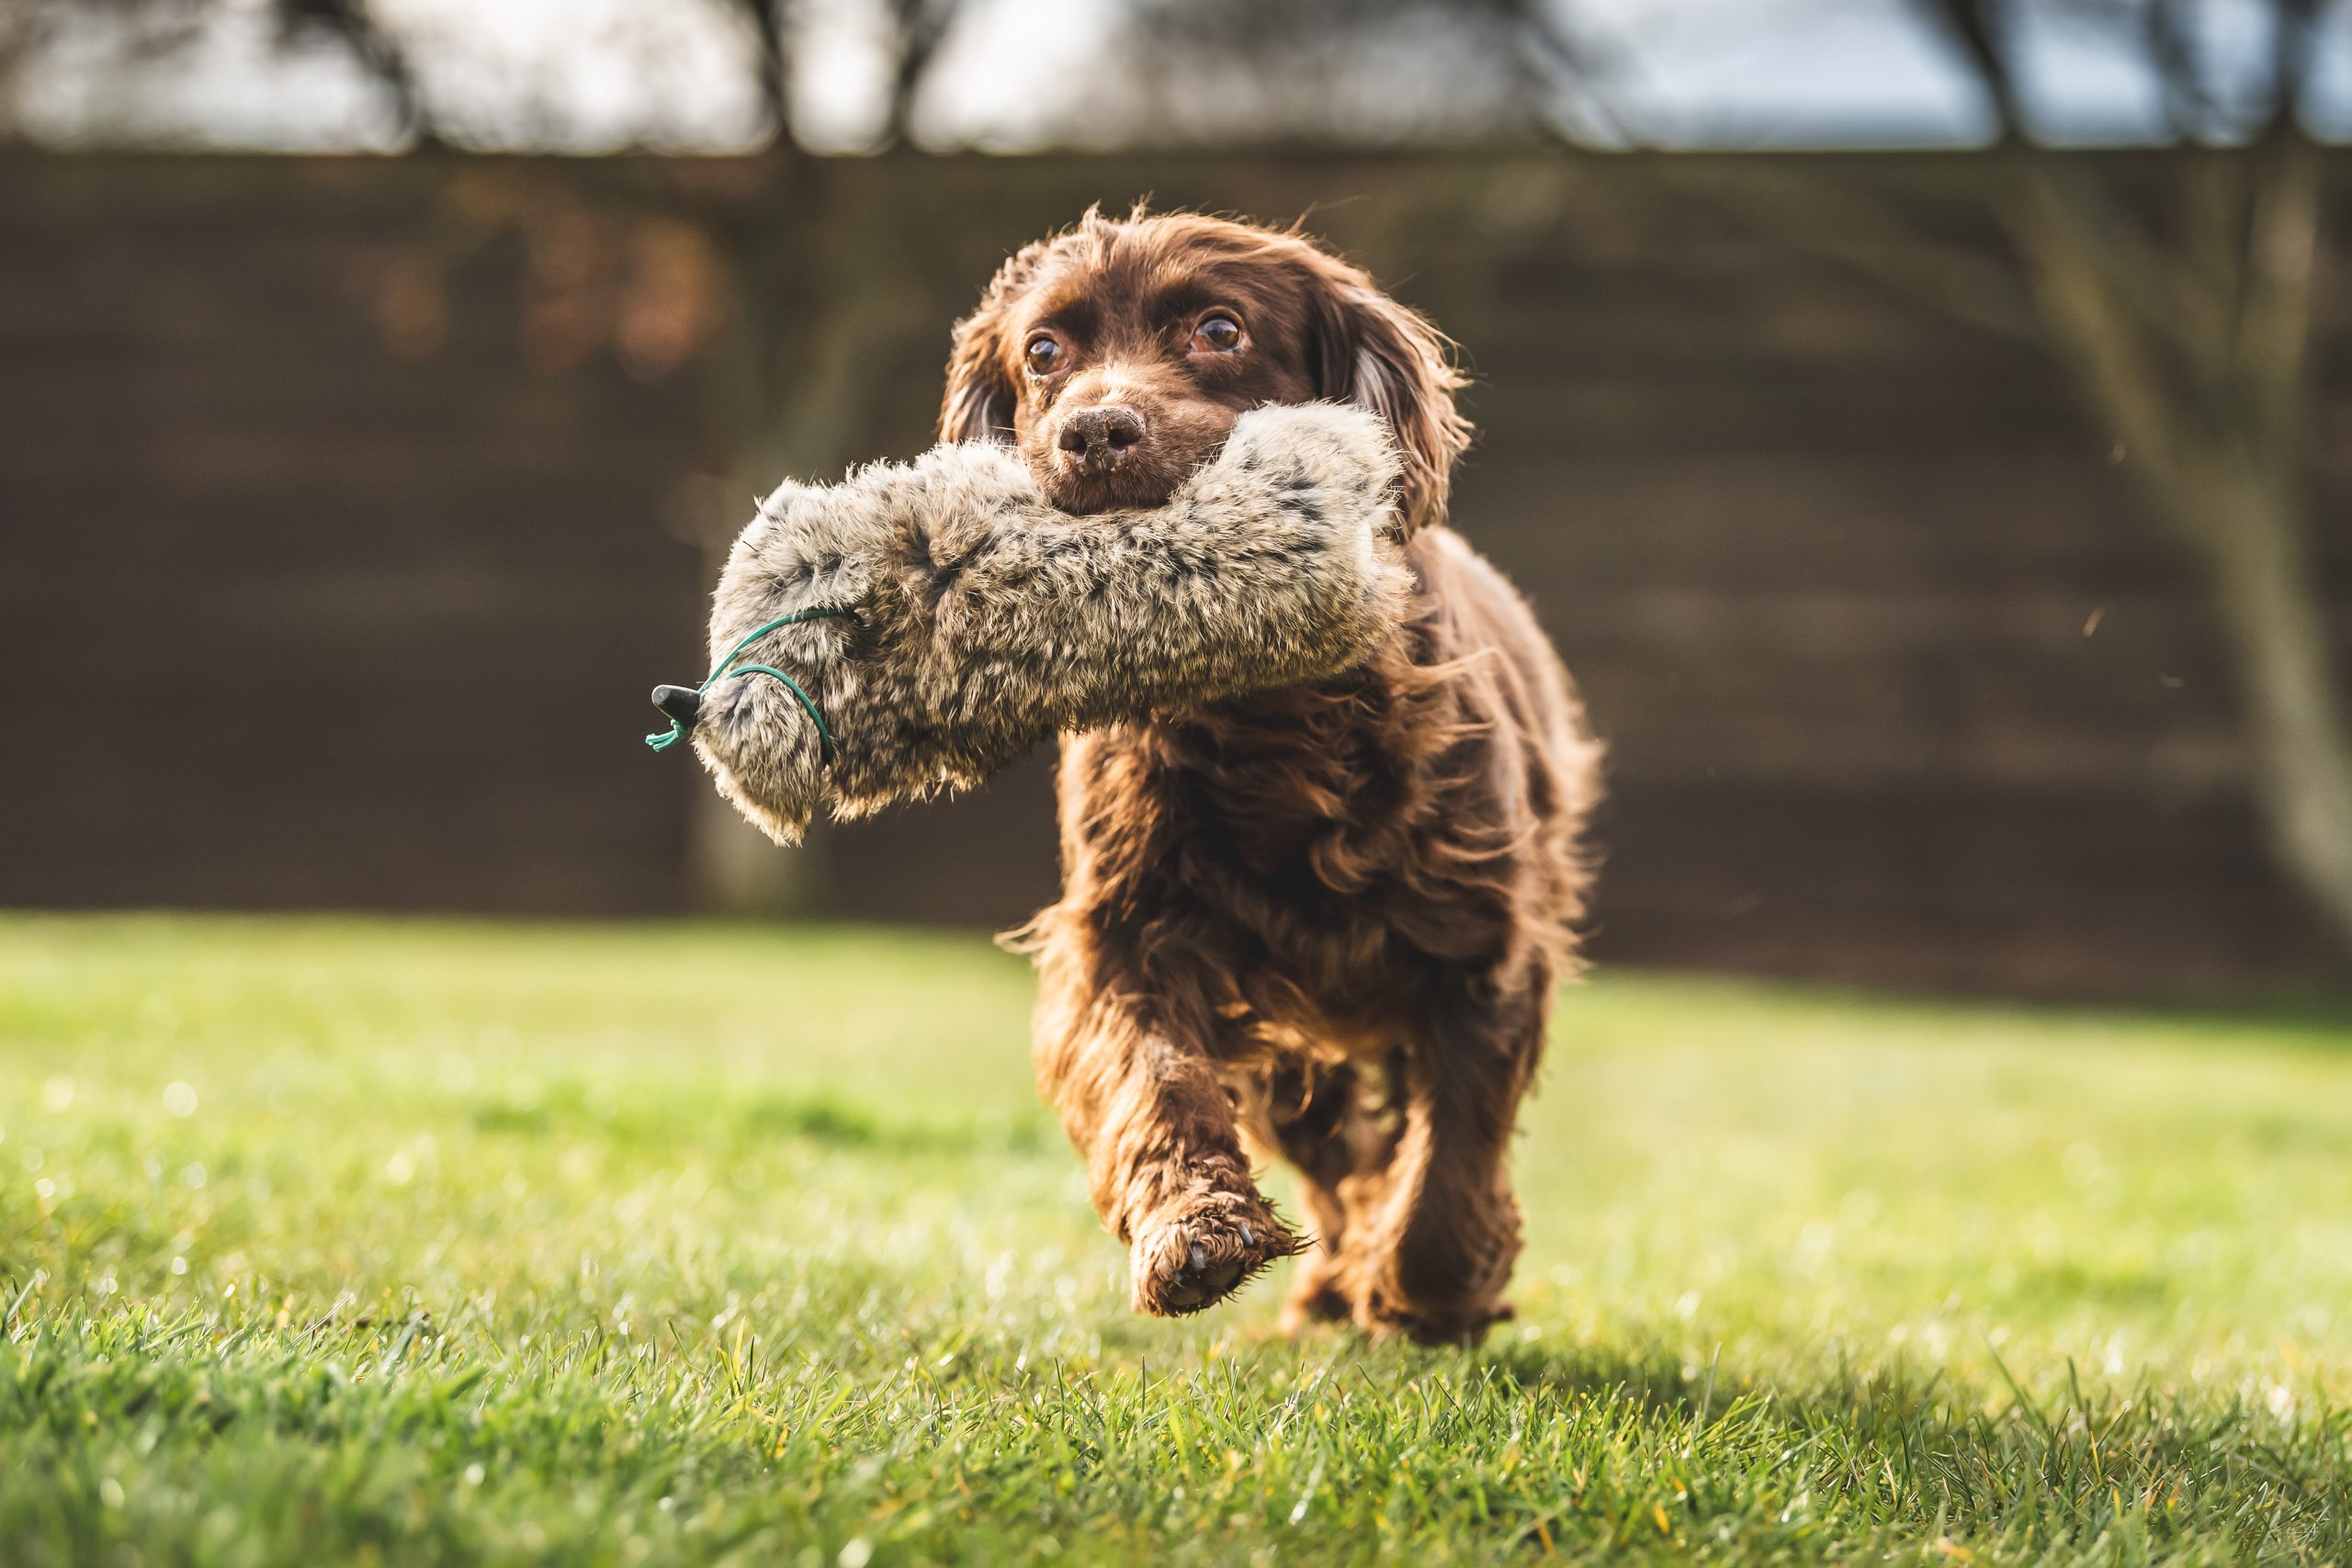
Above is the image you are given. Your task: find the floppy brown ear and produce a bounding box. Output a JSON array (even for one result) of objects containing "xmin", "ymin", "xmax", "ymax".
[
  {"xmin": 941, "ymin": 240, "xmax": 1058, "ymax": 445},
  {"xmin": 939, "ymin": 299, "xmax": 1018, "ymax": 446},
  {"xmin": 1306, "ymin": 270, "xmax": 1472, "ymax": 536}
]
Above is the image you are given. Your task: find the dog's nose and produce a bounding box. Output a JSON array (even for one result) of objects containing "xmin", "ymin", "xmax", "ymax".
[{"xmin": 1057, "ymin": 404, "xmax": 1146, "ymax": 472}]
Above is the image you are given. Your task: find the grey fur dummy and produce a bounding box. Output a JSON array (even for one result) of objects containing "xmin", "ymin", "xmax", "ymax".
[{"xmin": 671, "ymin": 401, "xmax": 1411, "ymax": 845}]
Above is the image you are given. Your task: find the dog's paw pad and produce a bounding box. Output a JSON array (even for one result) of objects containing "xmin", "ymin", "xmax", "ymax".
[
  {"xmin": 1164, "ymin": 1244, "xmax": 1242, "ymax": 1314},
  {"xmin": 1130, "ymin": 1199, "xmax": 1299, "ymax": 1317}
]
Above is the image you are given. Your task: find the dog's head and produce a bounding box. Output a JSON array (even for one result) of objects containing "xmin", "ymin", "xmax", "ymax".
[{"xmin": 939, "ymin": 207, "xmax": 1469, "ymax": 536}]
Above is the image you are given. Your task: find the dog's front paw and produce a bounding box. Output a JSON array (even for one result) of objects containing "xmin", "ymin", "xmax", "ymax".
[
  {"xmin": 1350, "ymin": 1179, "xmax": 1521, "ymax": 1346},
  {"xmin": 1276, "ymin": 1248, "xmax": 1355, "ymax": 1336},
  {"xmin": 1355, "ymin": 1290, "xmax": 1515, "ymax": 1348},
  {"xmin": 1129, "ymin": 1190, "xmax": 1301, "ymax": 1317}
]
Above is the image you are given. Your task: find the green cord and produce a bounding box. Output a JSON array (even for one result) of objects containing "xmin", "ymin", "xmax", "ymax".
[{"xmin": 646, "ymin": 608, "xmax": 854, "ymax": 760}]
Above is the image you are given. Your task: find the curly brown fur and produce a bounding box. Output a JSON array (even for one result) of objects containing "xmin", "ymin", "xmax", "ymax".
[
  {"xmin": 690, "ymin": 402, "xmax": 1409, "ymax": 845},
  {"xmin": 956, "ymin": 208, "xmax": 1603, "ymax": 1343}
]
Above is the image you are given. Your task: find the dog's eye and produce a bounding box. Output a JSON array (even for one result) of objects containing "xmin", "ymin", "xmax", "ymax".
[
  {"xmin": 1024, "ymin": 333, "xmax": 1065, "ymax": 376},
  {"xmin": 1193, "ymin": 313, "xmax": 1244, "ymax": 353}
]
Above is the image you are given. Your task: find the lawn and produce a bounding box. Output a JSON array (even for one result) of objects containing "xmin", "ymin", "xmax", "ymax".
[{"xmin": 3, "ymin": 916, "xmax": 2350, "ymax": 1566}]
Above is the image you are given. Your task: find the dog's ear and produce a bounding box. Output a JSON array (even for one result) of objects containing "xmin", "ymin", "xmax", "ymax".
[
  {"xmin": 939, "ymin": 301, "xmax": 1017, "ymax": 446},
  {"xmin": 1306, "ymin": 267, "xmax": 1472, "ymax": 537},
  {"xmin": 940, "ymin": 243, "xmax": 1052, "ymax": 445}
]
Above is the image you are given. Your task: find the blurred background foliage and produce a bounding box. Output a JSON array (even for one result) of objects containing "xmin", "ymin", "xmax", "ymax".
[{"xmin": 1, "ymin": 0, "xmax": 2347, "ymax": 998}]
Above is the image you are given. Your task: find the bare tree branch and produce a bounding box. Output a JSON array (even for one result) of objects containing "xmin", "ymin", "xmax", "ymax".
[
  {"xmin": 1670, "ymin": 1, "xmax": 2352, "ymax": 951},
  {"xmin": 1912, "ymin": 0, "xmax": 2028, "ymax": 142},
  {"xmin": 2263, "ymin": 0, "xmax": 2320, "ymax": 141},
  {"xmin": 2039, "ymin": 164, "xmax": 2226, "ymax": 364},
  {"xmin": 1109, "ymin": 0, "xmax": 1627, "ymax": 148},
  {"xmin": 721, "ymin": 0, "xmax": 794, "ymax": 150},
  {"xmin": 2143, "ymin": 0, "xmax": 2220, "ymax": 141},
  {"xmin": 882, "ymin": 0, "xmax": 958, "ymax": 148},
  {"xmin": 1660, "ymin": 163, "xmax": 2040, "ymax": 344},
  {"xmin": 2005, "ymin": 175, "xmax": 2196, "ymax": 501},
  {"xmin": 1472, "ymin": 0, "xmax": 1638, "ymax": 147},
  {"xmin": 272, "ymin": 0, "xmax": 435, "ymax": 145},
  {"xmin": 2239, "ymin": 135, "xmax": 2320, "ymax": 461},
  {"xmin": 0, "ymin": 0, "xmax": 212, "ymax": 142}
]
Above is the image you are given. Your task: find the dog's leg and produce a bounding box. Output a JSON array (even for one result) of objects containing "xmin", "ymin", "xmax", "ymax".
[
  {"xmin": 1268, "ymin": 1064, "xmax": 1360, "ymax": 1333},
  {"xmin": 1034, "ymin": 972, "xmax": 1301, "ymax": 1317},
  {"xmin": 1355, "ymin": 968, "xmax": 1548, "ymax": 1346},
  {"xmin": 1257, "ymin": 1058, "xmax": 1399, "ymax": 1334}
]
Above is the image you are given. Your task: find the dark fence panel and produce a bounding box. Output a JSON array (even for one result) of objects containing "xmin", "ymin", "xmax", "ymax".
[
  {"xmin": 0, "ymin": 159, "xmax": 707, "ymax": 914},
  {"xmin": 3, "ymin": 152, "xmax": 2346, "ymax": 995}
]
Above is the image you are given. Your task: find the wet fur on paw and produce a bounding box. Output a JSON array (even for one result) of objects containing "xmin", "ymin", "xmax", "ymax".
[
  {"xmin": 1128, "ymin": 1190, "xmax": 1304, "ymax": 1317},
  {"xmin": 1350, "ymin": 1190, "xmax": 1523, "ymax": 1347},
  {"xmin": 1356, "ymin": 1293, "xmax": 1516, "ymax": 1348}
]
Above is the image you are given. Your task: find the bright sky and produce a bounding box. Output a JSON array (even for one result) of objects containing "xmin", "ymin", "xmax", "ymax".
[{"xmin": 17, "ymin": 0, "xmax": 2351, "ymax": 152}]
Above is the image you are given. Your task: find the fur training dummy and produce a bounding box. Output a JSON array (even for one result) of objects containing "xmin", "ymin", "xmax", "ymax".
[{"xmin": 651, "ymin": 402, "xmax": 1411, "ymax": 845}]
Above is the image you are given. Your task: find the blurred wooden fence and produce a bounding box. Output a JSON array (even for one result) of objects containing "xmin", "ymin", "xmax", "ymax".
[{"xmin": 3, "ymin": 151, "xmax": 2346, "ymax": 996}]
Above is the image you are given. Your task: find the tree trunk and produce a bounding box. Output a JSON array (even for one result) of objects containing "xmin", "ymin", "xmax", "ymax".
[
  {"xmin": 1658, "ymin": 147, "xmax": 2352, "ymax": 961},
  {"xmin": 687, "ymin": 165, "xmax": 948, "ymax": 915},
  {"xmin": 2006, "ymin": 147, "xmax": 2352, "ymax": 959},
  {"xmin": 688, "ymin": 166, "xmax": 831, "ymax": 918},
  {"xmin": 2187, "ymin": 468, "xmax": 2352, "ymax": 954}
]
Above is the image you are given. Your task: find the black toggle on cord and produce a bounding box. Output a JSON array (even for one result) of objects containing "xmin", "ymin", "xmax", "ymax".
[{"xmin": 645, "ymin": 608, "xmax": 854, "ymax": 762}]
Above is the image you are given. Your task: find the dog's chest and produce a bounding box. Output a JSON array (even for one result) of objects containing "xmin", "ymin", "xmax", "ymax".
[
  {"xmin": 1060, "ymin": 657, "xmax": 1516, "ymax": 1019},
  {"xmin": 1158, "ymin": 678, "xmax": 1416, "ymax": 889}
]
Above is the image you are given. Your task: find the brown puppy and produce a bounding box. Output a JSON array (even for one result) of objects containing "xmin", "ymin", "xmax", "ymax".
[{"xmin": 941, "ymin": 208, "xmax": 1602, "ymax": 1345}]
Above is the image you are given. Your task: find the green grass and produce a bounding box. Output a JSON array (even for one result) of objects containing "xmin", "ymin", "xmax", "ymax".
[{"xmin": 4, "ymin": 915, "xmax": 2351, "ymax": 1566}]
